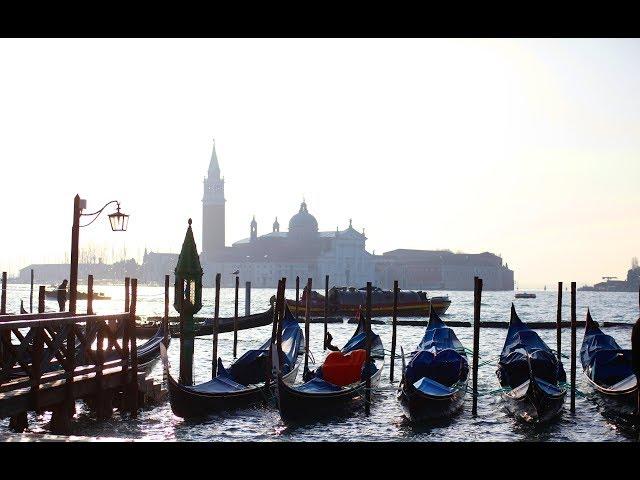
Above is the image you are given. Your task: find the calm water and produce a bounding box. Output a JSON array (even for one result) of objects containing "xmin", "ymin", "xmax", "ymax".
[{"xmin": 2, "ymin": 283, "xmax": 639, "ymax": 442}]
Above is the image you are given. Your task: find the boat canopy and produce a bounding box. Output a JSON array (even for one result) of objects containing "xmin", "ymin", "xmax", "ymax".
[
  {"xmin": 497, "ymin": 304, "xmax": 566, "ymax": 388},
  {"xmin": 405, "ymin": 311, "xmax": 468, "ymax": 389},
  {"xmin": 580, "ymin": 310, "xmax": 634, "ymax": 387},
  {"xmin": 223, "ymin": 306, "xmax": 302, "ymax": 386}
]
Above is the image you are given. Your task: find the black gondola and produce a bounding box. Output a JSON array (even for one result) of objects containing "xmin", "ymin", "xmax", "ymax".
[
  {"xmin": 496, "ymin": 304, "xmax": 567, "ymax": 423},
  {"xmin": 397, "ymin": 310, "xmax": 469, "ymax": 422},
  {"xmin": 136, "ymin": 306, "xmax": 274, "ymax": 339},
  {"xmin": 110, "ymin": 323, "xmax": 169, "ymax": 370},
  {"xmin": 272, "ymin": 312, "xmax": 385, "ymax": 422},
  {"xmin": 580, "ymin": 309, "xmax": 637, "ymax": 416},
  {"xmin": 161, "ymin": 305, "xmax": 303, "ymax": 418}
]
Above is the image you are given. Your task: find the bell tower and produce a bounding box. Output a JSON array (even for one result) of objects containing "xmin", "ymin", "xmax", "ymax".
[{"xmin": 202, "ymin": 139, "xmax": 225, "ymax": 260}]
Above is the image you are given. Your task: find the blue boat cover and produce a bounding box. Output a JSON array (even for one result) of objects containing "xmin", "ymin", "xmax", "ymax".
[
  {"xmin": 496, "ymin": 304, "xmax": 566, "ymax": 389},
  {"xmin": 413, "ymin": 377, "xmax": 455, "ymax": 396},
  {"xmin": 580, "ymin": 309, "xmax": 634, "ymax": 387},
  {"xmin": 190, "ymin": 362, "xmax": 246, "ymax": 393},
  {"xmin": 341, "ymin": 314, "xmax": 383, "ymax": 357},
  {"xmin": 295, "ymin": 377, "xmax": 343, "ymax": 393},
  {"xmin": 405, "ymin": 310, "xmax": 468, "ymax": 392}
]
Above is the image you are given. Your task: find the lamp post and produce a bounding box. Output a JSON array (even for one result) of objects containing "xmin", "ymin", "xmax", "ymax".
[{"xmin": 69, "ymin": 194, "xmax": 129, "ymax": 314}]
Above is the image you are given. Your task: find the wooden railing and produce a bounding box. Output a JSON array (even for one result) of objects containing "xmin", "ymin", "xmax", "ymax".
[{"xmin": 0, "ymin": 313, "xmax": 137, "ymax": 392}]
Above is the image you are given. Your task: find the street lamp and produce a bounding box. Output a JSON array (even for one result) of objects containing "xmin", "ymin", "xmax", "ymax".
[{"xmin": 69, "ymin": 194, "xmax": 129, "ymax": 314}]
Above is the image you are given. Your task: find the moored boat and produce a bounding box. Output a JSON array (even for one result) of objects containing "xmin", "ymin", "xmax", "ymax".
[
  {"xmin": 285, "ymin": 286, "xmax": 451, "ymax": 317},
  {"xmin": 136, "ymin": 306, "xmax": 274, "ymax": 338},
  {"xmin": 44, "ymin": 289, "xmax": 112, "ymax": 301},
  {"xmin": 161, "ymin": 305, "xmax": 303, "ymax": 418},
  {"xmin": 515, "ymin": 292, "xmax": 536, "ymax": 299},
  {"xmin": 496, "ymin": 304, "xmax": 566, "ymax": 423},
  {"xmin": 272, "ymin": 310, "xmax": 384, "ymax": 422},
  {"xmin": 580, "ymin": 309, "xmax": 637, "ymax": 416},
  {"xmin": 397, "ymin": 310, "xmax": 469, "ymax": 422}
]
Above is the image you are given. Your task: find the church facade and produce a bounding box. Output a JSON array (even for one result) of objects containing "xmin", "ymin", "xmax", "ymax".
[{"xmin": 201, "ymin": 141, "xmax": 373, "ymax": 287}]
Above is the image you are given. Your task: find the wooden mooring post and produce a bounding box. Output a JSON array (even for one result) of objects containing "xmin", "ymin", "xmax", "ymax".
[
  {"xmin": 164, "ymin": 275, "xmax": 170, "ymax": 346},
  {"xmin": 472, "ymin": 276, "xmax": 483, "ymax": 416},
  {"xmin": 556, "ymin": 281, "xmax": 562, "ymax": 362},
  {"xmin": 1, "ymin": 272, "xmax": 6, "ymax": 315},
  {"xmin": 87, "ymin": 274, "xmax": 94, "ymax": 315},
  {"xmin": 30, "ymin": 269, "xmax": 34, "ymax": 313},
  {"xmin": 233, "ymin": 275, "xmax": 239, "ymax": 358},
  {"xmin": 295, "ymin": 276, "xmax": 300, "ymax": 320},
  {"xmin": 570, "ymin": 281, "xmax": 576, "ymax": 414},
  {"xmin": 245, "ymin": 281, "xmax": 251, "ymax": 316},
  {"xmin": 390, "ymin": 280, "xmax": 399, "ymax": 383},
  {"xmin": 38, "ymin": 285, "xmax": 45, "ymax": 313},
  {"xmin": 124, "ymin": 277, "xmax": 130, "ymax": 313},
  {"xmin": 129, "ymin": 278, "xmax": 139, "ymax": 417},
  {"xmin": 365, "ymin": 282, "xmax": 372, "ymax": 415},
  {"xmin": 632, "ymin": 288, "xmax": 640, "ymax": 417},
  {"xmin": 303, "ymin": 278, "xmax": 311, "ymax": 377},
  {"xmin": 1, "ymin": 272, "xmax": 6, "ymax": 363},
  {"xmin": 212, "ymin": 273, "xmax": 221, "ymax": 378},
  {"xmin": 323, "ymin": 275, "xmax": 329, "ymax": 351},
  {"xmin": 265, "ymin": 278, "xmax": 284, "ymax": 402}
]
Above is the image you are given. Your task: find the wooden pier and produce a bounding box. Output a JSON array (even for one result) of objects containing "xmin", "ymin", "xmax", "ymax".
[{"xmin": 0, "ymin": 277, "xmax": 162, "ymax": 435}]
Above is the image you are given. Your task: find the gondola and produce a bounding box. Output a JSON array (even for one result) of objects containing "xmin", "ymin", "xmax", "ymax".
[
  {"xmin": 580, "ymin": 309, "xmax": 637, "ymax": 416},
  {"xmin": 136, "ymin": 306, "xmax": 274, "ymax": 339},
  {"xmin": 161, "ymin": 305, "xmax": 303, "ymax": 418},
  {"xmin": 496, "ymin": 304, "xmax": 566, "ymax": 423},
  {"xmin": 107, "ymin": 322, "xmax": 169, "ymax": 370},
  {"xmin": 397, "ymin": 310, "xmax": 469, "ymax": 422},
  {"xmin": 272, "ymin": 311, "xmax": 385, "ymax": 422}
]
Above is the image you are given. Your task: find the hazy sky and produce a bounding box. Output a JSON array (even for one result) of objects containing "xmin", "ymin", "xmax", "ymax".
[{"xmin": 1, "ymin": 38, "xmax": 638, "ymax": 288}]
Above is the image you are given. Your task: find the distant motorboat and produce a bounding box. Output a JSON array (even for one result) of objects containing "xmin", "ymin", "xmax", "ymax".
[
  {"xmin": 514, "ymin": 292, "xmax": 536, "ymax": 299},
  {"xmin": 44, "ymin": 289, "xmax": 112, "ymax": 301}
]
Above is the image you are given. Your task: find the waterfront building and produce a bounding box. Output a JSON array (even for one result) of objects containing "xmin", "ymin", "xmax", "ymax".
[{"xmin": 374, "ymin": 249, "xmax": 514, "ymax": 291}]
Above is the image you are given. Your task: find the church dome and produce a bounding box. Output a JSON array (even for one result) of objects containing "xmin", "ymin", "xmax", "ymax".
[{"xmin": 288, "ymin": 201, "xmax": 318, "ymax": 235}]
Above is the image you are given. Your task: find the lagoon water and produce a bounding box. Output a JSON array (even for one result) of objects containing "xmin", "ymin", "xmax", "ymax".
[{"xmin": 1, "ymin": 283, "xmax": 639, "ymax": 441}]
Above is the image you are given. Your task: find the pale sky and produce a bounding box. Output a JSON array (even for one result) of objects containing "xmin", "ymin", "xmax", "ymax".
[{"xmin": 0, "ymin": 38, "xmax": 638, "ymax": 288}]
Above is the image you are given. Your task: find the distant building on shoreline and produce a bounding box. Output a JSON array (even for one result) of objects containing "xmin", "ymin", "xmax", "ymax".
[
  {"xmin": 16, "ymin": 141, "xmax": 515, "ymax": 291},
  {"xmin": 17, "ymin": 258, "xmax": 140, "ymax": 285},
  {"xmin": 580, "ymin": 264, "xmax": 640, "ymax": 292},
  {"xmin": 375, "ymin": 249, "xmax": 514, "ymax": 291}
]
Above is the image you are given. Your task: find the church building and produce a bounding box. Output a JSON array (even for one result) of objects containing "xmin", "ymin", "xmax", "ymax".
[{"xmin": 201, "ymin": 141, "xmax": 374, "ymax": 287}]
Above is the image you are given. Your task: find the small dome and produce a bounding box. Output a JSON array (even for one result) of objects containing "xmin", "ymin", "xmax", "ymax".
[{"xmin": 289, "ymin": 201, "xmax": 318, "ymax": 234}]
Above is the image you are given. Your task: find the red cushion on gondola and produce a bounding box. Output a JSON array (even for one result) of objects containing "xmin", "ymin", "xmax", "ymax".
[{"xmin": 322, "ymin": 349, "xmax": 367, "ymax": 387}]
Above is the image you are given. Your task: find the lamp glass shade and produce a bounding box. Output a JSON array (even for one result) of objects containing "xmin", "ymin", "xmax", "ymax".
[{"xmin": 108, "ymin": 211, "xmax": 129, "ymax": 231}]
